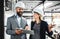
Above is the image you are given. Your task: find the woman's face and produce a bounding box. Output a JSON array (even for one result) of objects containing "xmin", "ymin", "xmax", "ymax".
[{"xmin": 33, "ymin": 13, "xmax": 40, "ymax": 19}]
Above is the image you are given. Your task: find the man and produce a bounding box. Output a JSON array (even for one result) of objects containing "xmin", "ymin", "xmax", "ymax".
[{"xmin": 6, "ymin": 1, "xmax": 29, "ymax": 39}]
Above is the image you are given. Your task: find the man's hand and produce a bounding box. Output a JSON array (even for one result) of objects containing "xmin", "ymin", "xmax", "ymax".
[{"xmin": 15, "ymin": 29, "xmax": 23, "ymax": 35}]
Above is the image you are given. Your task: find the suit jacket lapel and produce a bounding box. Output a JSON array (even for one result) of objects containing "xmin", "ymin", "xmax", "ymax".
[{"xmin": 13, "ymin": 15, "xmax": 20, "ymax": 28}]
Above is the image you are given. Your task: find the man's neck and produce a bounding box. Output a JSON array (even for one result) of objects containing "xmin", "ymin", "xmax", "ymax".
[{"xmin": 17, "ymin": 14, "xmax": 22, "ymax": 17}]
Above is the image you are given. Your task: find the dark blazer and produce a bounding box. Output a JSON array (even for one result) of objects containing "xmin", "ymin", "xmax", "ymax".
[{"xmin": 30, "ymin": 20, "xmax": 53, "ymax": 39}]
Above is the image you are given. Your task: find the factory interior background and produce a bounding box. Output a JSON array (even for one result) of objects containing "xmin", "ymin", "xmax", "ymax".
[{"xmin": 4, "ymin": 0, "xmax": 60, "ymax": 39}]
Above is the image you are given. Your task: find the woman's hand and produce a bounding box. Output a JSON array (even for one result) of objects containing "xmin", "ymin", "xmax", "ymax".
[
  {"xmin": 25, "ymin": 26, "xmax": 30, "ymax": 30},
  {"xmin": 48, "ymin": 24, "xmax": 56, "ymax": 32}
]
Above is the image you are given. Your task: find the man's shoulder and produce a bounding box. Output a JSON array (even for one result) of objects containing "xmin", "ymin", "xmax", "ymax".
[
  {"xmin": 7, "ymin": 15, "xmax": 15, "ymax": 20},
  {"xmin": 22, "ymin": 17, "xmax": 27, "ymax": 21}
]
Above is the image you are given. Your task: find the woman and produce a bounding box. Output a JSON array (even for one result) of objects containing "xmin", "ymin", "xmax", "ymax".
[{"xmin": 30, "ymin": 8, "xmax": 53, "ymax": 39}]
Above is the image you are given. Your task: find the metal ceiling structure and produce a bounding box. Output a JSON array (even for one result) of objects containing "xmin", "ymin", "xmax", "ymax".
[{"xmin": 44, "ymin": 1, "xmax": 60, "ymax": 13}]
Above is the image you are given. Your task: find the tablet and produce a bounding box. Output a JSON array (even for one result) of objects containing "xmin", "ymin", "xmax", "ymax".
[{"xmin": 16, "ymin": 28, "xmax": 34, "ymax": 35}]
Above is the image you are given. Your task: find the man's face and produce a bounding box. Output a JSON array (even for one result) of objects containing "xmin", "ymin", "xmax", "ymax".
[{"xmin": 16, "ymin": 7, "xmax": 24, "ymax": 17}]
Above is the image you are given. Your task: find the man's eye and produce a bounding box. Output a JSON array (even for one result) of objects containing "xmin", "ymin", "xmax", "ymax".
[{"xmin": 19, "ymin": 9, "xmax": 23, "ymax": 10}]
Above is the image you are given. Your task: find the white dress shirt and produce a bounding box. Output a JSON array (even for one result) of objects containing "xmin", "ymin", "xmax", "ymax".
[{"xmin": 16, "ymin": 14, "xmax": 22, "ymax": 28}]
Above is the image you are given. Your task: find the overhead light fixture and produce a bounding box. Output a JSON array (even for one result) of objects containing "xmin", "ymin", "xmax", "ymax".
[
  {"xmin": 36, "ymin": 4, "xmax": 43, "ymax": 9},
  {"xmin": 35, "ymin": 2, "xmax": 53, "ymax": 9},
  {"xmin": 44, "ymin": 2, "xmax": 53, "ymax": 8}
]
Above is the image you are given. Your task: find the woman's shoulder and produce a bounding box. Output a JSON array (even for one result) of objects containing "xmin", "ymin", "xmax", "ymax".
[
  {"xmin": 31, "ymin": 20, "xmax": 48, "ymax": 25},
  {"xmin": 31, "ymin": 20, "xmax": 47, "ymax": 23},
  {"xmin": 31, "ymin": 21, "xmax": 35, "ymax": 27},
  {"xmin": 41, "ymin": 20, "xmax": 48, "ymax": 24},
  {"xmin": 31, "ymin": 21, "xmax": 35, "ymax": 24}
]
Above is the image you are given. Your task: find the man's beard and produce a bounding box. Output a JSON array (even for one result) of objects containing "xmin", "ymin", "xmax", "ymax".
[{"xmin": 17, "ymin": 12, "xmax": 23, "ymax": 17}]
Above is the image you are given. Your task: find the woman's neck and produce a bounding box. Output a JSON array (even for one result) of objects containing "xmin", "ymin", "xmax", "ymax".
[{"xmin": 35, "ymin": 18, "xmax": 41, "ymax": 24}]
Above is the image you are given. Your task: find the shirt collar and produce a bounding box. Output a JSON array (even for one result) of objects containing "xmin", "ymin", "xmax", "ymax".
[
  {"xmin": 15, "ymin": 13, "xmax": 22, "ymax": 18},
  {"xmin": 15, "ymin": 12, "xmax": 23, "ymax": 18}
]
